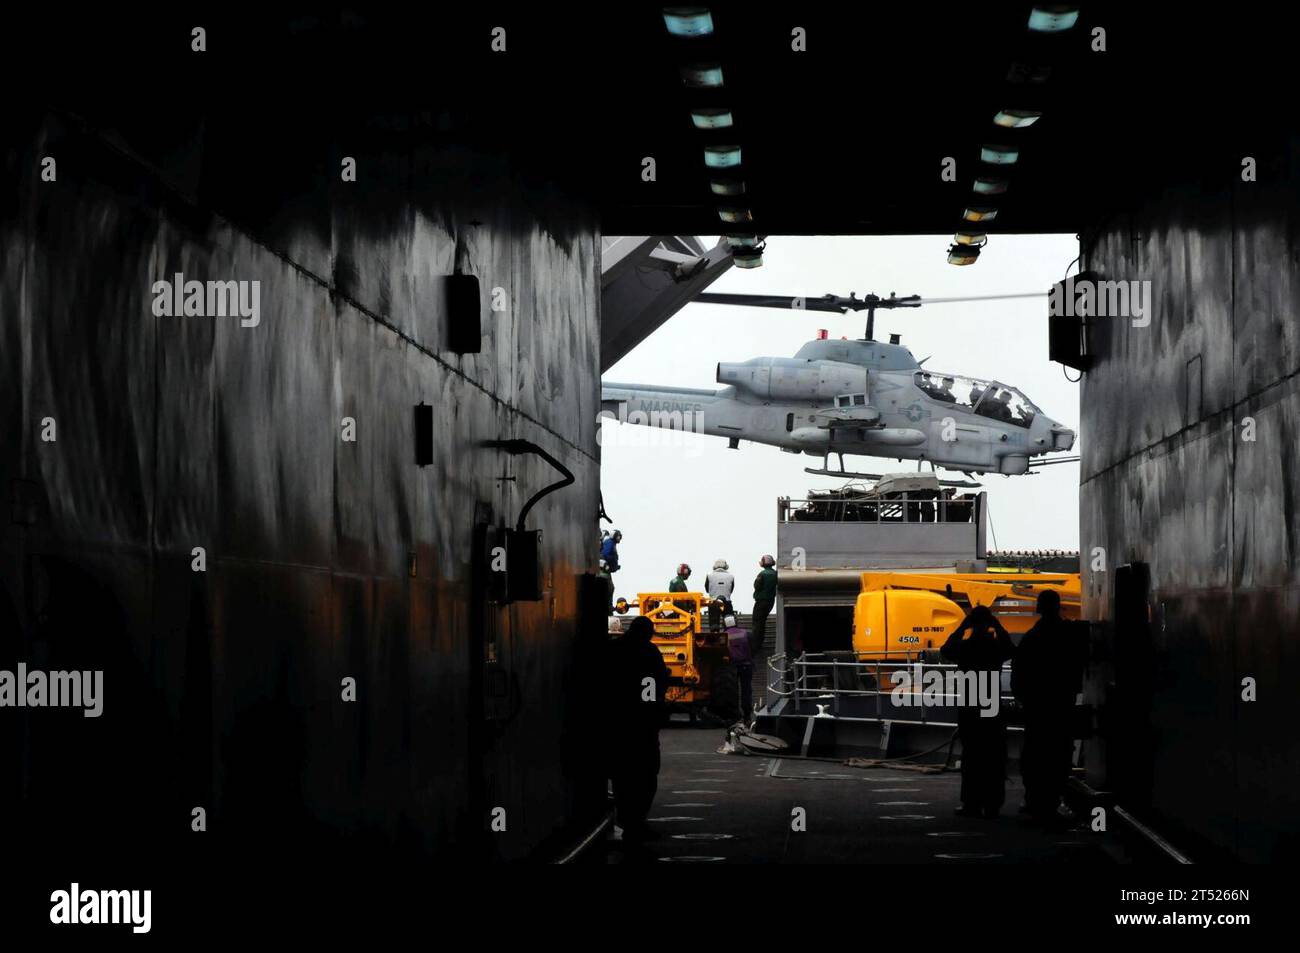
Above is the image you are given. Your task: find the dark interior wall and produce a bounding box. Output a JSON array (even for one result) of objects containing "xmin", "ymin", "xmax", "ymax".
[
  {"xmin": 1080, "ymin": 144, "xmax": 1300, "ymax": 861},
  {"xmin": 0, "ymin": 110, "xmax": 602, "ymax": 866}
]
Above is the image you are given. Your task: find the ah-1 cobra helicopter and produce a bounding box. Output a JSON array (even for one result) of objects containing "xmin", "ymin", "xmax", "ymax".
[{"xmin": 600, "ymin": 290, "xmax": 1077, "ymax": 480}]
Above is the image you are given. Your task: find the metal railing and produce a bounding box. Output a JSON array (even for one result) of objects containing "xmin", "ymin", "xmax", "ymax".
[
  {"xmin": 778, "ymin": 495, "xmax": 976, "ymax": 525},
  {"xmin": 765, "ymin": 650, "xmax": 1016, "ymax": 724}
]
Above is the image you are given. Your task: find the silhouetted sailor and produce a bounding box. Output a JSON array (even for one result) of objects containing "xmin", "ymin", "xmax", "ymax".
[
  {"xmin": 725, "ymin": 613, "xmax": 754, "ymax": 725},
  {"xmin": 1012, "ymin": 589, "xmax": 1086, "ymax": 823},
  {"xmin": 602, "ymin": 615, "xmax": 670, "ymax": 842},
  {"xmin": 597, "ymin": 558, "xmax": 614, "ymax": 614},
  {"xmin": 941, "ymin": 605, "xmax": 1015, "ymax": 818}
]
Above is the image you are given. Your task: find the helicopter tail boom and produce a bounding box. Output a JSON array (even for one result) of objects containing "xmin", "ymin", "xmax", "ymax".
[{"xmin": 600, "ymin": 383, "xmax": 726, "ymax": 439}]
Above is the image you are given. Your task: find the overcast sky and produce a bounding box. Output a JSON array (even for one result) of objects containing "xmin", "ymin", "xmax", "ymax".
[{"xmin": 599, "ymin": 233, "xmax": 1081, "ymax": 611}]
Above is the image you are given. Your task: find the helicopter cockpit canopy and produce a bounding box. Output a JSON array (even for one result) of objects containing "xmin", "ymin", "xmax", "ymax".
[{"xmin": 914, "ymin": 372, "xmax": 1040, "ymax": 427}]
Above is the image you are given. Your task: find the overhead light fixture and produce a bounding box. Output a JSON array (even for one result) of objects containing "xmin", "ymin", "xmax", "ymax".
[
  {"xmin": 710, "ymin": 178, "xmax": 745, "ymax": 196},
  {"xmin": 1028, "ymin": 6, "xmax": 1080, "ymax": 32},
  {"xmin": 704, "ymin": 144, "xmax": 742, "ymax": 168},
  {"xmin": 725, "ymin": 234, "xmax": 760, "ymax": 248},
  {"xmin": 718, "ymin": 207, "xmax": 753, "ymax": 223},
  {"xmin": 963, "ymin": 206, "xmax": 998, "ymax": 222},
  {"xmin": 948, "ymin": 244, "xmax": 981, "ymax": 266},
  {"xmin": 980, "ymin": 144, "xmax": 1020, "ymax": 165},
  {"xmin": 733, "ymin": 249, "xmax": 764, "ymax": 268},
  {"xmin": 1007, "ymin": 62, "xmax": 1052, "ymax": 84},
  {"xmin": 663, "ymin": 7, "xmax": 714, "ymax": 37},
  {"xmin": 691, "ymin": 107, "xmax": 734, "ymax": 130},
  {"xmin": 994, "ymin": 109, "xmax": 1042, "ymax": 129},
  {"xmin": 954, "ymin": 231, "xmax": 988, "ymax": 246},
  {"xmin": 680, "ymin": 63, "xmax": 724, "ymax": 87},
  {"xmin": 972, "ymin": 177, "xmax": 1008, "ymax": 195}
]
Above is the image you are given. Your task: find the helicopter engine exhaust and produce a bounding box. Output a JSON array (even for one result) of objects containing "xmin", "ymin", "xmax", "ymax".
[{"xmin": 717, "ymin": 357, "xmax": 867, "ymax": 401}]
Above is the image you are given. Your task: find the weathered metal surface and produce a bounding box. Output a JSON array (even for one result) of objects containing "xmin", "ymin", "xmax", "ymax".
[
  {"xmin": 0, "ymin": 111, "xmax": 601, "ymax": 863},
  {"xmin": 600, "ymin": 236, "xmax": 733, "ymax": 371},
  {"xmin": 1080, "ymin": 153, "xmax": 1300, "ymax": 861}
]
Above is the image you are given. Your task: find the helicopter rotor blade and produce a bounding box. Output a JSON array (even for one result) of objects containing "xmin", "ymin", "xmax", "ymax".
[
  {"xmin": 694, "ymin": 292, "xmax": 866, "ymax": 313},
  {"xmin": 695, "ymin": 291, "xmax": 923, "ymax": 315},
  {"xmin": 915, "ymin": 292, "xmax": 1048, "ymax": 305},
  {"xmin": 695, "ymin": 290, "xmax": 1044, "ymax": 314}
]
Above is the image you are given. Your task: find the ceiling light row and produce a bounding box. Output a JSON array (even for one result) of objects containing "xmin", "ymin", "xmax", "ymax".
[
  {"xmin": 948, "ymin": 7, "xmax": 1076, "ymax": 264},
  {"xmin": 664, "ymin": 7, "xmax": 764, "ymax": 266}
]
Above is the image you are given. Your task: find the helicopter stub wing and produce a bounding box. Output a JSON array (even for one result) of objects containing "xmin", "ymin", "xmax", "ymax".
[{"xmin": 811, "ymin": 405, "xmax": 882, "ymax": 428}]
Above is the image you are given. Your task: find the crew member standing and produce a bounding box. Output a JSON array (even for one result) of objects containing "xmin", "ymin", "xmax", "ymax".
[
  {"xmin": 602, "ymin": 615, "xmax": 670, "ymax": 843},
  {"xmin": 751, "ymin": 555, "xmax": 778, "ymax": 656},
  {"xmin": 597, "ymin": 558, "xmax": 614, "ymax": 614},
  {"xmin": 725, "ymin": 614, "xmax": 754, "ymax": 725},
  {"xmin": 704, "ymin": 559, "xmax": 735, "ymax": 631},
  {"xmin": 941, "ymin": 606, "xmax": 1015, "ymax": 818},
  {"xmin": 1012, "ymin": 589, "xmax": 1086, "ymax": 824},
  {"xmin": 600, "ymin": 530, "xmax": 622, "ymax": 575},
  {"xmin": 668, "ymin": 563, "xmax": 691, "ymax": 592}
]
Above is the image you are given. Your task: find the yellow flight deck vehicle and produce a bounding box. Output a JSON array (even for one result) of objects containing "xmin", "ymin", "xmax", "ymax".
[
  {"xmin": 613, "ymin": 592, "xmax": 736, "ymax": 723},
  {"xmin": 852, "ymin": 571, "xmax": 1082, "ymax": 659}
]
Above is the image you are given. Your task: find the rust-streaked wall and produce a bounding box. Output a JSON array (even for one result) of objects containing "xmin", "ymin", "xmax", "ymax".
[
  {"xmin": 1080, "ymin": 143, "xmax": 1300, "ymax": 861},
  {"xmin": 0, "ymin": 109, "xmax": 603, "ymax": 865}
]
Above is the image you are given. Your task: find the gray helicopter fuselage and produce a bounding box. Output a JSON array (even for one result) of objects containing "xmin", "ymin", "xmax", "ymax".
[{"xmin": 600, "ymin": 338, "xmax": 1076, "ymax": 475}]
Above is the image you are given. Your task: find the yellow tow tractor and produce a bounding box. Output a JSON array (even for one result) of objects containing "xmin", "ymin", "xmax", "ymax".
[
  {"xmin": 613, "ymin": 592, "xmax": 736, "ymax": 723},
  {"xmin": 853, "ymin": 571, "xmax": 1082, "ymax": 660}
]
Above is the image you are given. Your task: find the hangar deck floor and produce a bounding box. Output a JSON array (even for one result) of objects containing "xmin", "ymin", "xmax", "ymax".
[{"xmin": 594, "ymin": 719, "xmax": 1133, "ymax": 865}]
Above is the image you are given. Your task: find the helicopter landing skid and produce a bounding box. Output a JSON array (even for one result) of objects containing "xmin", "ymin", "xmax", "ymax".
[
  {"xmin": 806, "ymin": 454, "xmax": 985, "ymax": 488},
  {"xmin": 805, "ymin": 453, "xmax": 881, "ymax": 481},
  {"xmin": 804, "ymin": 465, "xmax": 985, "ymax": 489},
  {"xmin": 804, "ymin": 465, "xmax": 883, "ymax": 481}
]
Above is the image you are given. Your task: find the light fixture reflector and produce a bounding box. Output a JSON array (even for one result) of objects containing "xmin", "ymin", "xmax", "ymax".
[
  {"xmin": 680, "ymin": 63, "xmax": 724, "ymax": 87},
  {"xmin": 980, "ymin": 144, "xmax": 1020, "ymax": 165},
  {"xmin": 663, "ymin": 7, "xmax": 715, "ymax": 37},
  {"xmin": 704, "ymin": 144, "xmax": 742, "ymax": 168},
  {"xmin": 691, "ymin": 108, "xmax": 734, "ymax": 129},
  {"xmin": 948, "ymin": 244, "xmax": 981, "ymax": 266},
  {"xmin": 994, "ymin": 109, "xmax": 1042, "ymax": 129},
  {"xmin": 1028, "ymin": 6, "xmax": 1080, "ymax": 32}
]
